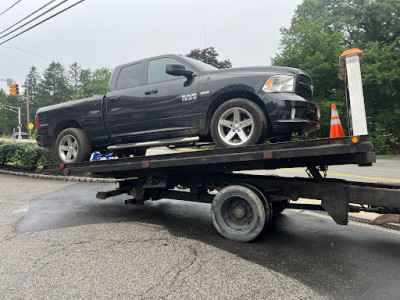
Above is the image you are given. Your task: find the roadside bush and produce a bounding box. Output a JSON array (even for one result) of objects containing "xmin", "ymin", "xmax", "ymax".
[{"xmin": 0, "ymin": 142, "xmax": 56, "ymax": 170}]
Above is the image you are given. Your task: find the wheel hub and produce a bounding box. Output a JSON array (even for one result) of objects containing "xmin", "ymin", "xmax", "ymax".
[{"xmin": 233, "ymin": 206, "xmax": 246, "ymax": 218}]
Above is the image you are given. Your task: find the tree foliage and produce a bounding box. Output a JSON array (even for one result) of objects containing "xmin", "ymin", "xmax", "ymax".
[
  {"xmin": 186, "ymin": 47, "xmax": 232, "ymax": 69},
  {"xmin": 272, "ymin": 0, "xmax": 400, "ymax": 153}
]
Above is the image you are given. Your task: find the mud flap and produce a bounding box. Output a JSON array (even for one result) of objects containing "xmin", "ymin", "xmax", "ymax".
[{"xmin": 321, "ymin": 184, "xmax": 349, "ymax": 225}]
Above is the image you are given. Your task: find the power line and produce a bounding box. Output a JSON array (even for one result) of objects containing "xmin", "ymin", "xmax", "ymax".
[
  {"xmin": 0, "ymin": 0, "xmax": 57, "ymax": 36},
  {"xmin": 0, "ymin": 0, "xmax": 23, "ymax": 17},
  {"xmin": 5, "ymin": 42, "xmax": 53, "ymax": 61},
  {"xmin": 0, "ymin": 0, "xmax": 69, "ymax": 40},
  {"xmin": 0, "ymin": 0, "xmax": 85, "ymax": 46}
]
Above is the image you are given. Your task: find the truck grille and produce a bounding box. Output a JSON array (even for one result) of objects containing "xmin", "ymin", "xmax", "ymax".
[{"xmin": 295, "ymin": 73, "xmax": 312, "ymax": 101}]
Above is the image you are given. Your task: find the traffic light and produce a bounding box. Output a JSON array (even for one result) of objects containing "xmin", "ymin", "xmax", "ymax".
[
  {"xmin": 0, "ymin": 103, "xmax": 2, "ymax": 110},
  {"xmin": 9, "ymin": 84, "xmax": 19, "ymax": 96},
  {"xmin": 9, "ymin": 85, "xmax": 15, "ymax": 96}
]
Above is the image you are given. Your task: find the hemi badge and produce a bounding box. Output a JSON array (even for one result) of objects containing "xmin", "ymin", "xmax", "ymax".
[{"xmin": 200, "ymin": 90, "xmax": 210, "ymax": 96}]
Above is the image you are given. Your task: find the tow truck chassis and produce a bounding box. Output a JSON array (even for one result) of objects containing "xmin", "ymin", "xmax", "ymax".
[{"xmin": 42, "ymin": 135, "xmax": 400, "ymax": 242}]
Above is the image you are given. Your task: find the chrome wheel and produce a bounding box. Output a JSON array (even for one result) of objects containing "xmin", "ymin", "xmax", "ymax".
[
  {"xmin": 58, "ymin": 134, "xmax": 79, "ymax": 163},
  {"xmin": 217, "ymin": 107, "xmax": 254, "ymax": 146}
]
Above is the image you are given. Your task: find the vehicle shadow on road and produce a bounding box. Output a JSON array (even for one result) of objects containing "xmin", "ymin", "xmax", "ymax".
[{"xmin": 18, "ymin": 182, "xmax": 400, "ymax": 299}]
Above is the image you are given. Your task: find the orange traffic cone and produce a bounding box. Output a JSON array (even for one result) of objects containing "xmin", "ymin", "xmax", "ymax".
[{"xmin": 330, "ymin": 103, "xmax": 345, "ymax": 138}]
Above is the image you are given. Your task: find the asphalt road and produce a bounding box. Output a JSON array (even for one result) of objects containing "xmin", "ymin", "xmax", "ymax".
[
  {"xmin": 0, "ymin": 157, "xmax": 399, "ymax": 299},
  {"xmin": 239, "ymin": 157, "xmax": 400, "ymax": 184}
]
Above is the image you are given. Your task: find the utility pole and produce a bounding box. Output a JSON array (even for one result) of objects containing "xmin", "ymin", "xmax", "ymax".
[{"xmin": 25, "ymin": 84, "xmax": 30, "ymax": 139}]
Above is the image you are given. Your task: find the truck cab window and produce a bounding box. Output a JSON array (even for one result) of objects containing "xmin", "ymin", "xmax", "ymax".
[
  {"xmin": 116, "ymin": 63, "xmax": 143, "ymax": 90},
  {"xmin": 148, "ymin": 58, "xmax": 186, "ymax": 84}
]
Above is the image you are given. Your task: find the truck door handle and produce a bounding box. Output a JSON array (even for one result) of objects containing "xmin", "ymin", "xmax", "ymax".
[
  {"xmin": 145, "ymin": 90, "xmax": 158, "ymax": 95},
  {"xmin": 109, "ymin": 97, "xmax": 120, "ymax": 101}
]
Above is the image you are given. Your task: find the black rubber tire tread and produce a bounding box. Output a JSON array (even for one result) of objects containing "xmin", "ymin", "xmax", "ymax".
[
  {"xmin": 239, "ymin": 183, "xmax": 273, "ymax": 225},
  {"xmin": 210, "ymin": 98, "xmax": 267, "ymax": 148},
  {"xmin": 54, "ymin": 128, "xmax": 91, "ymax": 164},
  {"xmin": 211, "ymin": 185, "xmax": 266, "ymax": 242}
]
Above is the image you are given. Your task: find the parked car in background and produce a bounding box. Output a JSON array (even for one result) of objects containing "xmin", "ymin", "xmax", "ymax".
[{"xmin": 35, "ymin": 54, "xmax": 319, "ymax": 164}]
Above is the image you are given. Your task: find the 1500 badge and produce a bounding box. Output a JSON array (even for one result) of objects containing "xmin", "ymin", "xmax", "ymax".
[{"xmin": 182, "ymin": 93, "xmax": 197, "ymax": 102}]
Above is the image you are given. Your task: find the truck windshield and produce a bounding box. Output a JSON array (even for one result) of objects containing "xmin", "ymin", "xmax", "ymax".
[{"xmin": 183, "ymin": 57, "xmax": 219, "ymax": 71}]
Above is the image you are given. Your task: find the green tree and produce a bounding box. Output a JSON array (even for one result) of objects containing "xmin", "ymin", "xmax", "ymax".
[
  {"xmin": 37, "ymin": 62, "xmax": 72, "ymax": 107},
  {"xmin": 295, "ymin": 0, "xmax": 400, "ymax": 47},
  {"xmin": 186, "ymin": 47, "xmax": 232, "ymax": 69},
  {"xmin": 24, "ymin": 66, "xmax": 42, "ymax": 125},
  {"xmin": 72, "ymin": 68, "xmax": 112, "ymax": 99},
  {"xmin": 273, "ymin": 18, "xmax": 346, "ymax": 137},
  {"xmin": 0, "ymin": 91, "xmax": 20, "ymax": 136},
  {"xmin": 68, "ymin": 62, "xmax": 82, "ymax": 94},
  {"xmin": 273, "ymin": 0, "xmax": 400, "ymax": 153},
  {"xmin": 85, "ymin": 67, "xmax": 112, "ymax": 96}
]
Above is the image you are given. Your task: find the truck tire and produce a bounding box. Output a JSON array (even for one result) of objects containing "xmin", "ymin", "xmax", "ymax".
[
  {"xmin": 210, "ymin": 98, "xmax": 267, "ymax": 148},
  {"xmin": 55, "ymin": 128, "xmax": 91, "ymax": 164},
  {"xmin": 211, "ymin": 185, "xmax": 267, "ymax": 242},
  {"xmin": 239, "ymin": 183, "xmax": 273, "ymax": 225}
]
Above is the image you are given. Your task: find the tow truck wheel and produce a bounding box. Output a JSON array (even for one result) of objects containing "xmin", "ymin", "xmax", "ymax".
[
  {"xmin": 55, "ymin": 128, "xmax": 91, "ymax": 164},
  {"xmin": 238, "ymin": 183, "xmax": 273, "ymax": 225},
  {"xmin": 210, "ymin": 98, "xmax": 267, "ymax": 148},
  {"xmin": 211, "ymin": 185, "xmax": 267, "ymax": 242}
]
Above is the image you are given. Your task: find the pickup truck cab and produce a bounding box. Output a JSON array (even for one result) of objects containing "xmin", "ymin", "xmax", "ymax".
[{"xmin": 36, "ymin": 54, "xmax": 319, "ymax": 164}]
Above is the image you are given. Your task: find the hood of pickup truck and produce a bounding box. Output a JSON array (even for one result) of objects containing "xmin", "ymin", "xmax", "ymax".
[{"xmin": 212, "ymin": 66, "xmax": 300, "ymax": 76}]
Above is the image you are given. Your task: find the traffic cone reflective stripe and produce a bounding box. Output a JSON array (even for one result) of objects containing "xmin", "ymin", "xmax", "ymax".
[{"xmin": 330, "ymin": 103, "xmax": 345, "ymax": 138}]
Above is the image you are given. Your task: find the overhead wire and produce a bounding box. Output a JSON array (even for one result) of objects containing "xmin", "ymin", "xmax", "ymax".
[
  {"xmin": 3, "ymin": 41, "xmax": 52, "ymax": 61},
  {"xmin": 0, "ymin": 0, "xmax": 23, "ymax": 17},
  {"xmin": 0, "ymin": 0, "xmax": 69, "ymax": 40},
  {"xmin": 0, "ymin": 0, "xmax": 85, "ymax": 46},
  {"xmin": 0, "ymin": 0, "xmax": 57, "ymax": 36}
]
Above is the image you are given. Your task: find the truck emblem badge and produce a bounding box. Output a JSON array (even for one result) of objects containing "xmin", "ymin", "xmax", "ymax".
[
  {"xmin": 200, "ymin": 90, "xmax": 210, "ymax": 96},
  {"xmin": 182, "ymin": 93, "xmax": 197, "ymax": 102}
]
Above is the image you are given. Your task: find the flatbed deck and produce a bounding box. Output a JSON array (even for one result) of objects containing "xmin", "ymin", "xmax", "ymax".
[{"xmin": 43, "ymin": 135, "xmax": 375, "ymax": 178}]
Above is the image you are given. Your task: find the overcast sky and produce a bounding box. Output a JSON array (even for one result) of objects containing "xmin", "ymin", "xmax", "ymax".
[{"xmin": 0, "ymin": 0, "xmax": 302, "ymax": 91}]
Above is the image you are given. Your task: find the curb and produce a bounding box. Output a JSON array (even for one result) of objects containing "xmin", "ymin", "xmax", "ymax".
[{"xmin": 0, "ymin": 169, "xmax": 119, "ymax": 183}]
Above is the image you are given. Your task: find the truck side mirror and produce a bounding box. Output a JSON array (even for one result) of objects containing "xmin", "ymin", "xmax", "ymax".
[{"xmin": 166, "ymin": 64, "xmax": 193, "ymax": 78}]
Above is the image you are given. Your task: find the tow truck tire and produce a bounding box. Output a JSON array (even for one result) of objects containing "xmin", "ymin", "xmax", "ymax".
[
  {"xmin": 210, "ymin": 98, "xmax": 267, "ymax": 148},
  {"xmin": 211, "ymin": 185, "xmax": 267, "ymax": 242},
  {"xmin": 239, "ymin": 183, "xmax": 273, "ymax": 225},
  {"xmin": 55, "ymin": 128, "xmax": 91, "ymax": 164}
]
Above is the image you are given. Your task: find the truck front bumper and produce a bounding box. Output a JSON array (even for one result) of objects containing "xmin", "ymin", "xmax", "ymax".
[{"xmin": 262, "ymin": 93, "xmax": 320, "ymax": 135}]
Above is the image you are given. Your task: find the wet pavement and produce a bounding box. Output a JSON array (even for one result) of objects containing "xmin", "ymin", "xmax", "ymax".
[{"xmin": 7, "ymin": 176, "xmax": 399, "ymax": 299}]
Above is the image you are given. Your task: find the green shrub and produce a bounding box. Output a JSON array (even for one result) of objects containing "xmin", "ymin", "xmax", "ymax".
[{"xmin": 0, "ymin": 142, "xmax": 56, "ymax": 170}]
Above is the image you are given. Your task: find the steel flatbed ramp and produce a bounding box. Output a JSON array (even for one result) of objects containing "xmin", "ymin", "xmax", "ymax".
[{"xmin": 41, "ymin": 135, "xmax": 375, "ymax": 178}]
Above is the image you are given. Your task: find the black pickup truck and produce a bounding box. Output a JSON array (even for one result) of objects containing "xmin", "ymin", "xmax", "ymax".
[{"xmin": 36, "ymin": 54, "xmax": 319, "ymax": 164}]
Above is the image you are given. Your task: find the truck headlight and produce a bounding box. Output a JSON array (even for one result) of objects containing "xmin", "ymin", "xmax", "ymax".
[{"xmin": 262, "ymin": 75, "xmax": 294, "ymax": 93}]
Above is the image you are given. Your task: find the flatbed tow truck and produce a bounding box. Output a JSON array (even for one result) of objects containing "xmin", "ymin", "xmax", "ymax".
[
  {"xmin": 41, "ymin": 50, "xmax": 400, "ymax": 242},
  {"xmin": 41, "ymin": 134, "xmax": 400, "ymax": 242}
]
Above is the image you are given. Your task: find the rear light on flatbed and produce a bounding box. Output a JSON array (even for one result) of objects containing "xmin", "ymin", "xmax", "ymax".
[{"xmin": 35, "ymin": 115, "xmax": 40, "ymax": 131}]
